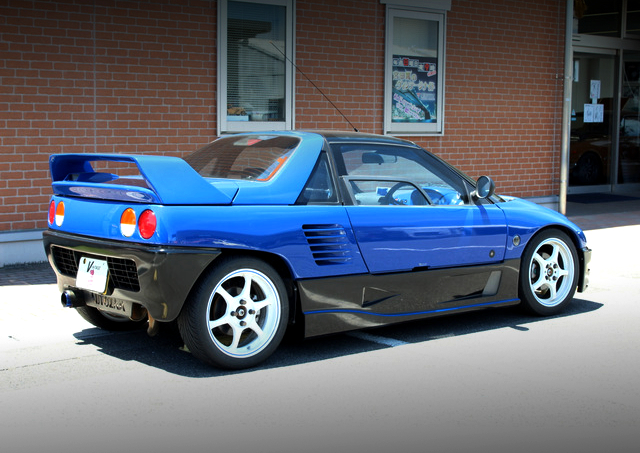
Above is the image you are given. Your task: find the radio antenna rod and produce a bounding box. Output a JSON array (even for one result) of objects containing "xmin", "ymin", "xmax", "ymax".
[{"xmin": 270, "ymin": 41, "xmax": 358, "ymax": 132}]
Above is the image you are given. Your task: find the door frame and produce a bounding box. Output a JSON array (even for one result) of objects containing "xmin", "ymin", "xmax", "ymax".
[{"xmin": 568, "ymin": 46, "xmax": 620, "ymax": 195}]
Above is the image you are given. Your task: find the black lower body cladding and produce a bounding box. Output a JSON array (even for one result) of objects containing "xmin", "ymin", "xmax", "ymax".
[{"xmin": 43, "ymin": 230, "xmax": 221, "ymax": 322}]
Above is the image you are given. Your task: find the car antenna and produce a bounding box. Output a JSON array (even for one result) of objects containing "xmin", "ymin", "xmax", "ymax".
[{"xmin": 270, "ymin": 41, "xmax": 359, "ymax": 132}]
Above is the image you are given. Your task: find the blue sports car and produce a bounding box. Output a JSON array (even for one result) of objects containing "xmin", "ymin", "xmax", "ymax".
[{"xmin": 43, "ymin": 131, "xmax": 591, "ymax": 369}]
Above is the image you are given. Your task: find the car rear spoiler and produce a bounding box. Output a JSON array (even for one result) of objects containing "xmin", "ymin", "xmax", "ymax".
[{"xmin": 49, "ymin": 154, "xmax": 238, "ymax": 205}]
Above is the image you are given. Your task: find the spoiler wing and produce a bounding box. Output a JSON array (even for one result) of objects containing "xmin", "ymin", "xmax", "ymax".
[{"xmin": 50, "ymin": 154, "xmax": 238, "ymax": 205}]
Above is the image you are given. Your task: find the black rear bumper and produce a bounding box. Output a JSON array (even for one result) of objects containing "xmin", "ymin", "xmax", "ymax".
[{"xmin": 43, "ymin": 230, "xmax": 221, "ymax": 321}]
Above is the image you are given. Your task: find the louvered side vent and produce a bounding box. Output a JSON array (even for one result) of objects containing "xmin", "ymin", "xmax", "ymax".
[{"xmin": 302, "ymin": 224, "xmax": 352, "ymax": 266}]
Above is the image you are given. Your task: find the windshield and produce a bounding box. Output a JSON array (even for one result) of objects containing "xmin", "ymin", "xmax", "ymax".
[{"xmin": 185, "ymin": 135, "xmax": 300, "ymax": 181}]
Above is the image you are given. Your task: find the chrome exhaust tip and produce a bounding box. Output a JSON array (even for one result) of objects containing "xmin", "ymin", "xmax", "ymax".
[{"xmin": 61, "ymin": 289, "xmax": 85, "ymax": 308}]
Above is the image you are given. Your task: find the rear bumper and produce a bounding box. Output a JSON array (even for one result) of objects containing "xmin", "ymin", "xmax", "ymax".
[{"xmin": 43, "ymin": 230, "xmax": 221, "ymax": 321}]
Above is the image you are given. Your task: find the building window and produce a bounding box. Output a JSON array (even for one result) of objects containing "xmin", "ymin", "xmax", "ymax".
[
  {"xmin": 574, "ymin": 1, "xmax": 622, "ymax": 37},
  {"xmin": 627, "ymin": 0, "xmax": 640, "ymax": 37},
  {"xmin": 384, "ymin": 7, "xmax": 445, "ymax": 135},
  {"xmin": 218, "ymin": 0, "xmax": 294, "ymax": 134}
]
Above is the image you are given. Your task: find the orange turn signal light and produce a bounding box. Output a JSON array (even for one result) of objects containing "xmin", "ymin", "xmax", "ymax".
[
  {"xmin": 55, "ymin": 201, "xmax": 65, "ymax": 226},
  {"xmin": 120, "ymin": 208, "xmax": 136, "ymax": 237}
]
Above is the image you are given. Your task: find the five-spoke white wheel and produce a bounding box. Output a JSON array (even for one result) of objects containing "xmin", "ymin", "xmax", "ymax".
[
  {"xmin": 519, "ymin": 229, "xmax": 579, "ymax": 315},
  {"xmin": 178, "ymin": 257, "xmax": 289, "ymax": 369}
]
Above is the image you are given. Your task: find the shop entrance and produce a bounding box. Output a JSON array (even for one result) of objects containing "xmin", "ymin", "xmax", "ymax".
[
  {"xmin": 570, "ymin": 51, "xmax": 616, "ymax": 189},
  {"xmin": 570, "ymin": 49, "xmax": 640, "ymax": 192},
  {"xmin": 619, "ymin": 50, "xmax": 640, "ymax": 186}
]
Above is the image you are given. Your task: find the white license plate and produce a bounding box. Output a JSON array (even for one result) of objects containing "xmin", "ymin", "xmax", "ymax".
[{"xmin": 76, "ymin": 257, "xmax": 109, "ymax": 293}]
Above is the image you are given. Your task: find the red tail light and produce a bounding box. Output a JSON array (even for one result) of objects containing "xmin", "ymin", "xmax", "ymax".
[
  {"xmin": 48, "ymin": 201, "xmax": 56, "ymax": 225},
  {"xmin": 138, "ymin": 209, "xmax": 156, "ymax": 239}
]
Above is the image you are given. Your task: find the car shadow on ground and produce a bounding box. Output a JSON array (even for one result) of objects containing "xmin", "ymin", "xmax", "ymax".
[{"xmin": 73, "ymin": 297, "xmax": 603, "ymax": 378}]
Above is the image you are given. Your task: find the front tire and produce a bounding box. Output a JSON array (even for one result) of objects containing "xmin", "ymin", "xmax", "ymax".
[
  {"xmin": 519, "ymin": 229, "xmax": 579, "ymax": 316},
  {"xmin": 177, "ymin": 257, "xmax": 289, "ymax": 369}
]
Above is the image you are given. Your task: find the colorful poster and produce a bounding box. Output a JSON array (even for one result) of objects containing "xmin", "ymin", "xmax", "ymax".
[{"xmin": 392, "ymin": 55, "xmax": 437, "ymax": 123}]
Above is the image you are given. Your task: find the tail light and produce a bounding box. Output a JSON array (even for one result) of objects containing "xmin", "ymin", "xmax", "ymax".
[
  {"xmin": 120, "ymin": 207, "xmax": 156, "ymax": 239},
  {"xmin": 55, "ymin": 201, "xmax": 65, "ymax": 226},
  {"xmin": 120, "ymin": 208, "xmax": 136, "ymax": 237},
  {"xmin": 138, "ymin": 209, "xmax": 156, "ymax": 239},
  {"xmin": 48, "ymin": 201, "xmax": 56, "ymax": 225}
]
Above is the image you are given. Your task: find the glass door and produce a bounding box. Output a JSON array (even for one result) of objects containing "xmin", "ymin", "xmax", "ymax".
[
  {"xmin": 620, "ymin": 50, "xmax": 640, "ymax": 186},
  {"xmin": 569, "ymin": 51, "xmax": 617, "ymax": 190}
]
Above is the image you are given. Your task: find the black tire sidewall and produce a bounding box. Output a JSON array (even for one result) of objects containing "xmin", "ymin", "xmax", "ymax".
[
  {"xmin": 519, "ymin": 228, "xmax": 579, "ymax": 316},
  {"xmin": 75, "ymin": 305, "xmax": 148, "ymax": 331},
  {"xmin": 178, "ymin": 256, "xmax": 289, "ymax": 370}
]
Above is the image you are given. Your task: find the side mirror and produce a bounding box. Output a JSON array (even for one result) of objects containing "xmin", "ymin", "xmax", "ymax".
[{"xmin": 474, "ymin": 175, "xmax": 495, "ymax": 199}]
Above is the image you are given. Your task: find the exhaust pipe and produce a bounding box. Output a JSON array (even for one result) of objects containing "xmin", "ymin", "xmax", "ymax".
[{"xmin": 61, "ymin": 289, "xmax": 85, "ymax": 308}]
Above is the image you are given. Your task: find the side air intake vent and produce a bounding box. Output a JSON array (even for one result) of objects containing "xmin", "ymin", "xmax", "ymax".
[{"xmin": 302, "ymin": 224, "xmax": 352, "ymax": 266}]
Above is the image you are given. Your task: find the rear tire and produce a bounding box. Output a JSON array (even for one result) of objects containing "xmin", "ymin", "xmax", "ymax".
[
  {"xmin": 177, "ymin": 257, "xmax": 289, "ymax": 370},
  {"xmin": 75, "ymin": 305, "xmax": 148, "ymax": 331},
  {"xmin": 519, "ymin": 229, "xmax": 579, "ymax": 316}
]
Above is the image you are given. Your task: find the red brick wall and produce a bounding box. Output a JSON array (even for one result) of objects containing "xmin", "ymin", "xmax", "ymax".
[
  {"xmin": 440, "ymin": 0, "xmax": 565, "ymax": 196},
  {"xmin": 0, "ymin": 0, "xmax": 565, "ymax": 233},
  {"xmin": 296, "ymin": 0, "xmax": 385, "ymax": 132},
  {"xmin": 297, "ymin": 0, "xmax": 565, "ymax": 197},
  {"xmin": 0, "ymin": 0, "xmax": 217, "ymax": 231}
]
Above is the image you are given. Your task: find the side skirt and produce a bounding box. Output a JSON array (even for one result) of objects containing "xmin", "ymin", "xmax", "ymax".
[{"xmin": 298, "ymin": 259, "xmax": 521, "ymax": 337}]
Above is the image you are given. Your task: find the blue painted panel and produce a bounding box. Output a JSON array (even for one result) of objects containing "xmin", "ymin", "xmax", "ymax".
[
  {"xmin": 496, "ymin": 198, "xmax": 588, "ymax": 260},
  {"xmin": 230, "ymin": 132, "xmax": 325, "ymax": 205},
  {"xmin": 49, "ymin": 197, "xmax": 368, "ymax": 279},
  {"xmin": 50, "ymin": 154, "xmax": 237, "ymax": 205},
  {"xmin": 48, "ymin": 196, "xmax": 166, "ymax": 242},
  {"xmin": 346, "ymin": 204, "xmax": 508, "ymax": 272},
  {"xmin": 160, "ymin": 205, "xmax": 367, "ymax": 278}
]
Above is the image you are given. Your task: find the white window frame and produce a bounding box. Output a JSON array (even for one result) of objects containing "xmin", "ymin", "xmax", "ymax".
[
  {"xmin": 218, "ymin": 0, "xmax": 294, "ymax": 134},
  {"xmin": 384, "ymin": 6, "xmax": 446, "ymax": 136}
]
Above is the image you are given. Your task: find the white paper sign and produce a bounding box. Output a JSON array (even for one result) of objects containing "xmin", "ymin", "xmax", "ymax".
[
  {"xmin": 583, "ymin": 103, "xmax": 604, "ymax": 123},
  {"xmin": 590, "ymin": 80, "xmax": 601, "ymax": 100},
  {"xmin": 593, "ymin": 103, "xmax": 604, "ymax": 122}
]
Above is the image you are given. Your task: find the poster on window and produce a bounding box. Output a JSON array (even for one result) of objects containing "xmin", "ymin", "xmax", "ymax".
[{"xmin": 391, "ymin": 55, "xmax": 437, "ymax": 123}]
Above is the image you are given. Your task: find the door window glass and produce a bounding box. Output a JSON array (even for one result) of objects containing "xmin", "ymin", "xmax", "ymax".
[
  {"xmin": 331, "ymin": 144, "xmax": 468, "ymax": 206},
  {"xmin": 296, "ymin": 152, "xmax": 338, "ymax": 204}
]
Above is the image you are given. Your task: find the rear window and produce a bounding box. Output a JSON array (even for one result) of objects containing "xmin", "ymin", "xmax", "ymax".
[{"xmin": 185, "ymin": 135, "xmax": 300, "ymax": 181}]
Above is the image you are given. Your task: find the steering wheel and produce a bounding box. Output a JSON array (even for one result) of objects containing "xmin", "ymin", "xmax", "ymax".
[{"xmin": 381, "ymin": 182, "xmax": 416, "ymax": 205}]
